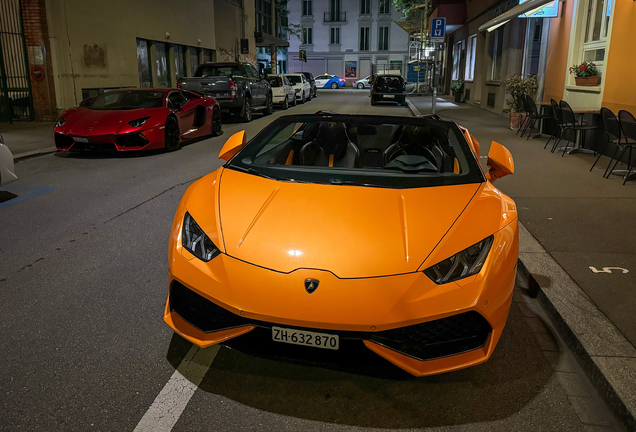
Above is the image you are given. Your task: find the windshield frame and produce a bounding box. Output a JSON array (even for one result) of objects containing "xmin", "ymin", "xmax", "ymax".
[
  {"xmin": 83, "ymin": 90, "xmax": 166, "ymax": 110},
  {"xmin": 225, "ymin": 114, "xmax": 485, "ymax": 189}
]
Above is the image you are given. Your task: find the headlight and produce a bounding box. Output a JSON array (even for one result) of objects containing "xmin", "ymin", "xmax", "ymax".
[
  {"xmin": 128, "ymin": 116, "xmax": 151, "ymax": 128},
  {"xmin": 182, "ymin": 212, "xmax": 220, "ymax": 262},
  {"xmin": 424, "ymin": 236, "xmax": 494, "ymax": 284},
  {"xmin": 55, "ymin": 116, "xmax": 66, "ymax": 127}
]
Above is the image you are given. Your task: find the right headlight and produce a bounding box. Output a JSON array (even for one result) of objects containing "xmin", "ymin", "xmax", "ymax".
[
  {"xmin": 182, "ymin": 212, "xmax": 220, "ymax": 262},
  {"xmin": 423, "ymin": 235, "xmax": 494, "ymax": 284},
  {"xmin": 55, "ymin": 116, "xmax": 66, "ymax": 127}
]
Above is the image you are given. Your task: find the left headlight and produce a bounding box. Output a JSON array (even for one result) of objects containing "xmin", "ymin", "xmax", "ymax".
[
  {"xmin": 182, "ymin": 212, "xmax": 221, "ymax": 262},
  {"xmin": 423, "ymin": 235, "xmax": 494, "ymax": 284},
  {"xmin": 128, "ymin": 116, "xmax": 151, "ymax": 128},
  {"xmin": 55, "ymin": 116, "xmax": 66, "ymax": 127}
]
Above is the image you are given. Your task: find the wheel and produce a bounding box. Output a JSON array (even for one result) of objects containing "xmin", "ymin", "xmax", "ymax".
[
  {"xmin": 401, "ymin": 100, "xmax": 408, "ymax": 107},
  {"xmin": 263, "ymin": 94, "xmax": 273, "ymax": 116},
  {"xmin": 239, "ymin": 97, "xmax": 252, "ymax": 122},
  {"xmin": 357, "ymin": 83, "xmax": 364, "ymax": 89},
  {"xmin": 308, "ymin": 91, "xmax": 312, "ymax": 101},
  {"xmin": 164, "ymin": 116, "xmax": 181, "ymax": 151},
  {"xmin": 300, "ymin": 93, "xmax": 305, "ymax": 104},
  {"xmin": 370, "ymin": 97, "xmax": 376, "ymax": 106},
  {"xmin": 292, "ymin": 95, "xmax": 297, "ymax": 106},
  {"xmin": 282, "ymin": 96, "xmax": 288, "ymax": 110},
  {"xmin": 211, "ymin": 108, "xmax": 222, "ymax": 136},
  {"xmin": 330, "ymin": 82, "xmax": 338, "ymax": 89},
  {"xmin": 313, "ymin": 89, "xmax": 317, "ymax": 98}
]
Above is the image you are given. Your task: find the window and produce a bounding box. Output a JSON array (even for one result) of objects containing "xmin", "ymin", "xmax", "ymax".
[
  {"xmin": 167, "ymin": 91, "xmax": 188, "ymax": 110},
  {"xmin": 302, "ymin": 27, "xmax": 313, "ymax": 44},
  {"xmin": 489, "ymin": 27, "xmax": 504, "ymax": 81},
  {"xmin": 154, "ymin": 42, "xmax": 170, "ymax": 87},
  {"xmin": 256, "ymin": 0, "xmax": 272, "ymax": 35},
  {"xmin": 173, "ymin": 45, "xmax": 187, "ymax": 82},
  {"xmin": 136, "ymin": 39, "xmax": 151, "ymax": 88},
  {"xmin": 378, "ymin": 26, "xmax": 389, "ymax": 50},
  {"xmin": 379, "ymin": 0, "xmax": 390, "ymax": 14},
  {"xmin": 330, "ymin": 27, "xmax": 340, "ymax": 44},
  {"xmin": 581, "ymin": 0, "xmax": 613, "ymax": 63},
  {"xmin": 465, "ymin": 35, "xmax": 476, "ymax": 81},
  {"xmin": 201, "ymin": 49, "xmax": 213, "ymax": 63},
  {"xmin": 302, "ymin": 0, "xmax": 312, "ymax": 16},
  {"xmin": 452, "ymin": 41, "xmax": 461, "ymax": 80},
  {"xmin": 189, "ymin": 48, "xmax": 199, "ymax": 77},
  {"xmin": 360, "ymin": 27, "xmax": 370, "ymax": 51},
  {"xmin": 360, "ymin": 0, "xmax": 370, "ymax": 14}
]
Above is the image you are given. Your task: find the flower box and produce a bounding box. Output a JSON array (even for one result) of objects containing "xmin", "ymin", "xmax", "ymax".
[{"xmin": 575, "ymin": 76, "xmax": 599, "ymax": 87}]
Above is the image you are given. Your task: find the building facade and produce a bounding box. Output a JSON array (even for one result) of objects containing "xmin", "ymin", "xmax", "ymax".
[{"xmin": 287, "ymin": 0, "xmax": 409, "ymax": 84}]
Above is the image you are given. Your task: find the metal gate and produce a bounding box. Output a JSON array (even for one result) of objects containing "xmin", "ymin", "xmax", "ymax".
[{"xmin": 0, "ymin": 0, "xmax": 34, "ymax": 122}]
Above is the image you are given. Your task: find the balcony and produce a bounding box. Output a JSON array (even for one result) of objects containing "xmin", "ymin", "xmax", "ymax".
[{"xmin": 324, "ymin": 11, "xmax": 346, "ymax": 23}]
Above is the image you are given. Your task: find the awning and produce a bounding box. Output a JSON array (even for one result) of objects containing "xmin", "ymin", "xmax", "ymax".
[{"xmin": 478, "ymin": 0, "xmax": 554, "ymax": 32}]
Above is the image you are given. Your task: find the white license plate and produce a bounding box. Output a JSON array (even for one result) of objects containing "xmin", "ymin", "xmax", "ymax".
[
  {"xmin": 73, "ymin": 137, "xmax": 89, "ymax": 143},
  {"xmin": 272, "ymin": 326, "xmax": 339, "ymax": 350},
  {"xmin": 384, "ymin": 95, "xmax": 395, "ymax": 99}
]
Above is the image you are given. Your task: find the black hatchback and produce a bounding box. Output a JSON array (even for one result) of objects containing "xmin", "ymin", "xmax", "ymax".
[
  {"xmin": 371, "ymin": 75, "xmax": 406, "ymax": 106},
  {"xmin": 299, "ymin": 72, "xmax": 317, "ymax": 98}
]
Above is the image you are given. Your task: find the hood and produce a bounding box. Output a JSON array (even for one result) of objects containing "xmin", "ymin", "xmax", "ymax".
[
  {"xmin": 59, "ymin": 107, "xmax": 166, "ymax": 136},
  {"xmin": 218, "ymin": 168, "xmax": 481, "ymax": 278}
]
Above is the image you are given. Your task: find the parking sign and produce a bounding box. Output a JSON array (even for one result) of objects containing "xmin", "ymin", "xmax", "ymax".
[{"xmin": 431, "ymin": 17, "xmax": 446, "ymax": 43}]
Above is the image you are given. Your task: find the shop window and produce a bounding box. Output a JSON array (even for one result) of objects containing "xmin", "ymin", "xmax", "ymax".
[
  {"xmin": 330, "ymin": 27, "xmax": 340, "ymax": 44},
  {"xmin": 465, "ymin": 35, "xmax": 476, "ymax": 81},
  {"xmin": 201, "ymin": 49, "xmax": 214, "ymax": 63},
  {"xmin": 582, "ymin": 0, "xmax": 613, "ymax": 64},
  {"xmin": 302, "ymin": 27, "xmax": 313, "ymax": 44},
  {"xmin": 189, "ymin": 48, "xmax": 199, "ymax": 76},
  {"xmin": 489, "ymin": 27, "xmax": 504, "ymax": 81},
  {"xmin": 360, "ymin": 27, "xmax": 370, "ymax": 51},
  {"xmin": 379, "ymin": 0, "xmax": 389, "ymax": 14},
  {"xmin": 452, "ymin": 41, "xmax": 461, "ymax": 80},
  {"xmin": 136, "ymin": 39, "xmax": 152, "ymax": 88},
  {"xmin": 302, "ymin": 0, "xmax": 312, "ymax": 16},
  {"xmin": 154, "ymin": 42, "xmax": 170, "ymax": 88},
  {"xmin": 378, "ymin": 27, "xmax": 389, "ymax": 51},
  {"xmin": 360, "ymin": 0, "xmax": 370, "ymax": 14},
  {"xmin": 173, "ymin": 45, "xmax": 187, "ymax": 82}
]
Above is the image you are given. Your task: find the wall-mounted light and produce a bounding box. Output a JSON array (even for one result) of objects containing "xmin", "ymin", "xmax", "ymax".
[
  {"xmin": 487, "ymin": 19, "xmax": 510, "ymax": 32},
  {"xmin": 197, "ymin": 39, "xmax": 202, "ymax": 45},
  {"xmin": 165, "ymin": 32, "xmax": 171, "ymax": 39}
]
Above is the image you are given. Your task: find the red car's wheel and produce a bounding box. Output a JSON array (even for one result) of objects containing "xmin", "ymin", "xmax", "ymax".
[
  {"xmin": 165, "ymin": 116, "xmax": 181, "ymax": 151},
  {"xmin": 211, "ymin": 108, "xmax": 222, "ymax": 137}
]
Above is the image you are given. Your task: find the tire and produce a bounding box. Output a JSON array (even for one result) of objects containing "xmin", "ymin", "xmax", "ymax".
[
  {"xmin": 164, "ymin": 116, "xmax": 181, "ymax": 151},
  {"xmin": 292, "ymin": 95, "xmax": 297, "ymax": 106},
  {"xmin": 313, "ymin": 89, "xmax": 317, "ymax": 98},
  {"xmin": 263, "ymin": 94, "xmax": 273, "ymax": 116},
  {"xmin": 370, "ymin": 97, "xmax": 376, "ymax": 106},
  {"xmin": 211, "ymin": 108, "xmax": 222, "ymax": 136},
  {"xmin": 357, "ymin": 83, "xmax": 364, "ymax": 89},
  {"xmin": 239, "ymin": 97, "xmax": 252, "ymax": 122},
  {"xmin": 282, "ymin": 96, "xmax": 288, "ymax": 110},
  {"xmin": 308, "ymin": 91, "xmax": 312, "ymax": 101},
  {"xmin": 330, "ymin": 82, "xmax": 338, "ymax": 89},
  {"xmin": 300, "ymin": 93, "xmax": 305, "ymax": 104}
]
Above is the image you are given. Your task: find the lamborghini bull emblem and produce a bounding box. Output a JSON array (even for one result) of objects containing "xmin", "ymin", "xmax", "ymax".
[{"xmin": 304, "ymin": 279, "xmax": 320, "ymax": 294}]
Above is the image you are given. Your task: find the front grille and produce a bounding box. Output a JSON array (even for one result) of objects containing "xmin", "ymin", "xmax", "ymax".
[
  {"xmin": 54, "ymin": 133, "xmax": 74, "ymax": 148},
  {"xmin": 169, "ymin": 281, "xmax": 491, "ymax": 361},
  {"xmin": 70, "ymin": 142, "xmax": 117, "ymax": 152},
  {"xmin": 116, "ymin": 133, "xmax": 148, "ymax": 148}
]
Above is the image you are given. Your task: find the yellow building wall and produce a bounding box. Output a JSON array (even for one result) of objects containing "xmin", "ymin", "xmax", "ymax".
[
  {"xmin": 602, "ymin": 1, "xmax": 636, "ymax": 113},
  {"xmin": 543, "ymin": 0, "xmax": 574, "ymax": 103}
]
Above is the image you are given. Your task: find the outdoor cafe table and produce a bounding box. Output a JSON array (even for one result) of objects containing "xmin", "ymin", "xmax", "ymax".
[{"xmin": 536, "ymin": 103, "xmax": 601, "ymax": 154}]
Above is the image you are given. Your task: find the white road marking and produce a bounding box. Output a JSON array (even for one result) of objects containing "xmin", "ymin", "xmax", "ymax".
[
  {"xmin": 133, "ymin": 345, "xmax": 219, "ymax": 432},
  {"xmin": 589, "ymin": 266, "xmax": 629, "ymax": 274}
]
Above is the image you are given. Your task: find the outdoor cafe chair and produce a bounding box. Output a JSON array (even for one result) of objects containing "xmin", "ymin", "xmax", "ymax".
[
  {"xmin": 516, "ymin": 95, "xmax": 531, "ymax": 136},
  {"xmin": 606, "ymin": 110, "xmax": 636, "ymax": 184},
  {"xmin": 590, "ymin": 107, "xmax": 622, "ymax": 174},
  {"xmin": 545, "ymin": 98, "xmax": 564, "ymax": 150},
  {"xmin": 522, "ymin": 95, "xmax": 551, "ymax": 140},
  {"xmin": 554, "ymin": 100, "xmax": 597, "ymax": 157}
]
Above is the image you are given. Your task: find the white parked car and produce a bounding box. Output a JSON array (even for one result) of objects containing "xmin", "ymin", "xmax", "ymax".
[
  {"xmin": 267, "ymin": 75, "xmax": 296, "ymax": 110},
  {"xmin": 0, "ymin": 135, "xmax": 17, "ymax": 186},
  {"xmin": 284, "ymin": 73, "xmax": 311, "ymax": 104},
  {"xmin": 352, "ymin": 75, "xmax": 372, "ymax": 89}
]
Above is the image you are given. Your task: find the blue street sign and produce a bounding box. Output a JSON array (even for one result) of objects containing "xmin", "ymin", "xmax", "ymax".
[{"xmin": 431, "ymin": 18, "xmax": 446, "ymax": 41}]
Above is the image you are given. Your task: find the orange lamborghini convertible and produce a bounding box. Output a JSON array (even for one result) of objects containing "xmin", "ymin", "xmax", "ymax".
[{"xmin": 164, "ymin": 113, "xmax": 518, "ymax": 377}]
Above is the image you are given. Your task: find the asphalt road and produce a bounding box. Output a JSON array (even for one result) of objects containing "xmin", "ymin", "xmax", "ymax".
[{"xmin": 0, "ymin": 89, "xmax": 621, "ymax": 432}]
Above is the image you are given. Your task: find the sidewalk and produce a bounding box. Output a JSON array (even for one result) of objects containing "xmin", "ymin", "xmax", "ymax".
[
  {"xmin": 408, "ymin": 95, "xmax": 636, "ymax": 429},
  {"xmin": 0, "ymin": 122, "xmax": 56, "ymax": 159}
]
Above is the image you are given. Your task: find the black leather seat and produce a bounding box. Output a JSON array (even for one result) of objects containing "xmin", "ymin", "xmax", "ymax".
[
  {"xmin": 383, "ymin": 126, "xmax": 454, "ymax": 172},
  {"xmin": 300, "ymin": 122, "xmax": 360, "ymax": 168}
]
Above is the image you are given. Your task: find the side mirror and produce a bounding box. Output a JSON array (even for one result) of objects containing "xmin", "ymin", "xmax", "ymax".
[
  {"xmin": 218, "ymin": 130, "xmax": 246, "ymax": 161},
  {"xmin": 486, "ymin": 141, "xmax": 514, "ymax": 182}
]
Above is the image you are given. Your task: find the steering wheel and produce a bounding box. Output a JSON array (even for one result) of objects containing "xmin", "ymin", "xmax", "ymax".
[{"xmin": 385, "ymin": 143, "xmax": 439, "ymax": 171}]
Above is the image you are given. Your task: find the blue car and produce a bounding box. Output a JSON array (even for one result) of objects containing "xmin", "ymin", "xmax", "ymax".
[{"xmin": 314, "ymin": 74, "xmax": 346, "ymax": 89}]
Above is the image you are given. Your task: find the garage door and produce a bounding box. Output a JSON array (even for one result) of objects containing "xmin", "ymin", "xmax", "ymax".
[
  {"xmin": 327, "ymin": 59, "xmax": 343, "ymax": 77},
  {"xmin": 359, "ymin": 59, "xmax": 371, "ymax": 78}
]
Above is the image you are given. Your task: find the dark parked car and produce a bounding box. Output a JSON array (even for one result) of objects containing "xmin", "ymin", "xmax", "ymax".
[
  {"xmin": 370, "ymin": 75, "xmax": 407, "ymax": 107},
  {"xmin": 298, "ymin": 72, "xmax": 317, "ymax": 98},
  {"xmin": 177, "ymin": 62, "xmax": 273, "ymax": 122}
]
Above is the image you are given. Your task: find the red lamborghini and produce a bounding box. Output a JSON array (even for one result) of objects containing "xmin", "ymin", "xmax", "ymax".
[{"xmin": 54, "ymin": 89, "xmax": 222, "ymax": 152}]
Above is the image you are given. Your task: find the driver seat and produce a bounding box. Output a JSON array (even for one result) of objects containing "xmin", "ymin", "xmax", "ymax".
[
  {"xmin": 383, "ymin": 126, "xmax": 453, "ymax": 172},
  {"xmin": 300, "ymin": 122, "xmax": 360, "ymax": 168}
]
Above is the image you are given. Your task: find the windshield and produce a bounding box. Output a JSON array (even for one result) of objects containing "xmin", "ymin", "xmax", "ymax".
[
  {"xmin": 195, "ymin": 65, "xmax": 242, "ymax": 77},
  {"xmin": 286, "ymin": 75, "xmax": 302, "ymax": 84},
  {"xmin": 268, "ymin": 77, "xmax": 283, "ymax": 87},
  {"xmin": 84, "ymin": 91, "xmax": 164, "ymax": 110},
  {"xmin": 227, "ymin": 115, "xmax": 483, "ymax": 189}
]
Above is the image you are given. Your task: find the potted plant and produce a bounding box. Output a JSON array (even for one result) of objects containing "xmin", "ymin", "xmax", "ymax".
[
  {"xmin": 502, "ymin": 74, "xmax": 538, "ymax": 129},
  {"xmin": 450, "ymin": 79, "xmax": 464, "ymax": 103},
  {"xmin": 569, "ymin": 61, "xmax": 599, "ymax": 86}
]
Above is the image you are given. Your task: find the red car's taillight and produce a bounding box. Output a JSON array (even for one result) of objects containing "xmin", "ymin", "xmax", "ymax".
[
  {"xmin": 177, "ymin": 82, "xmax": 182, "ymax": 89},
  {"xmin": 229, "ymin": 80, "xmax": 236, "ymax": 98}
]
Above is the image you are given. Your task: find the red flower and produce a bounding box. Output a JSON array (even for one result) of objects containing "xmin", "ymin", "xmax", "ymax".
[{"xmin": 579, "ymin": 65, "xmax": 588, "ymax": 71}]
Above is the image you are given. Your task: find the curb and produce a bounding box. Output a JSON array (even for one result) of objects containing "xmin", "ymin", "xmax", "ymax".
[
  {"xmin": 407, "ymin": 97, "xmax": 636, "ymax": 431},
  {"xmin": 14, "ymin": 146, "xmax": 57, "ymax": 161}
]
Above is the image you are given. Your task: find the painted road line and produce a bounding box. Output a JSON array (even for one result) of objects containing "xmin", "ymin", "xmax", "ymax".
[
  {"xmin": 133, "ymin": 345, "xmax": 219, "ymax": 432},
  {"xmin": 0, "ymin": 186, "xmax": 55, "ymax": 210}
]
